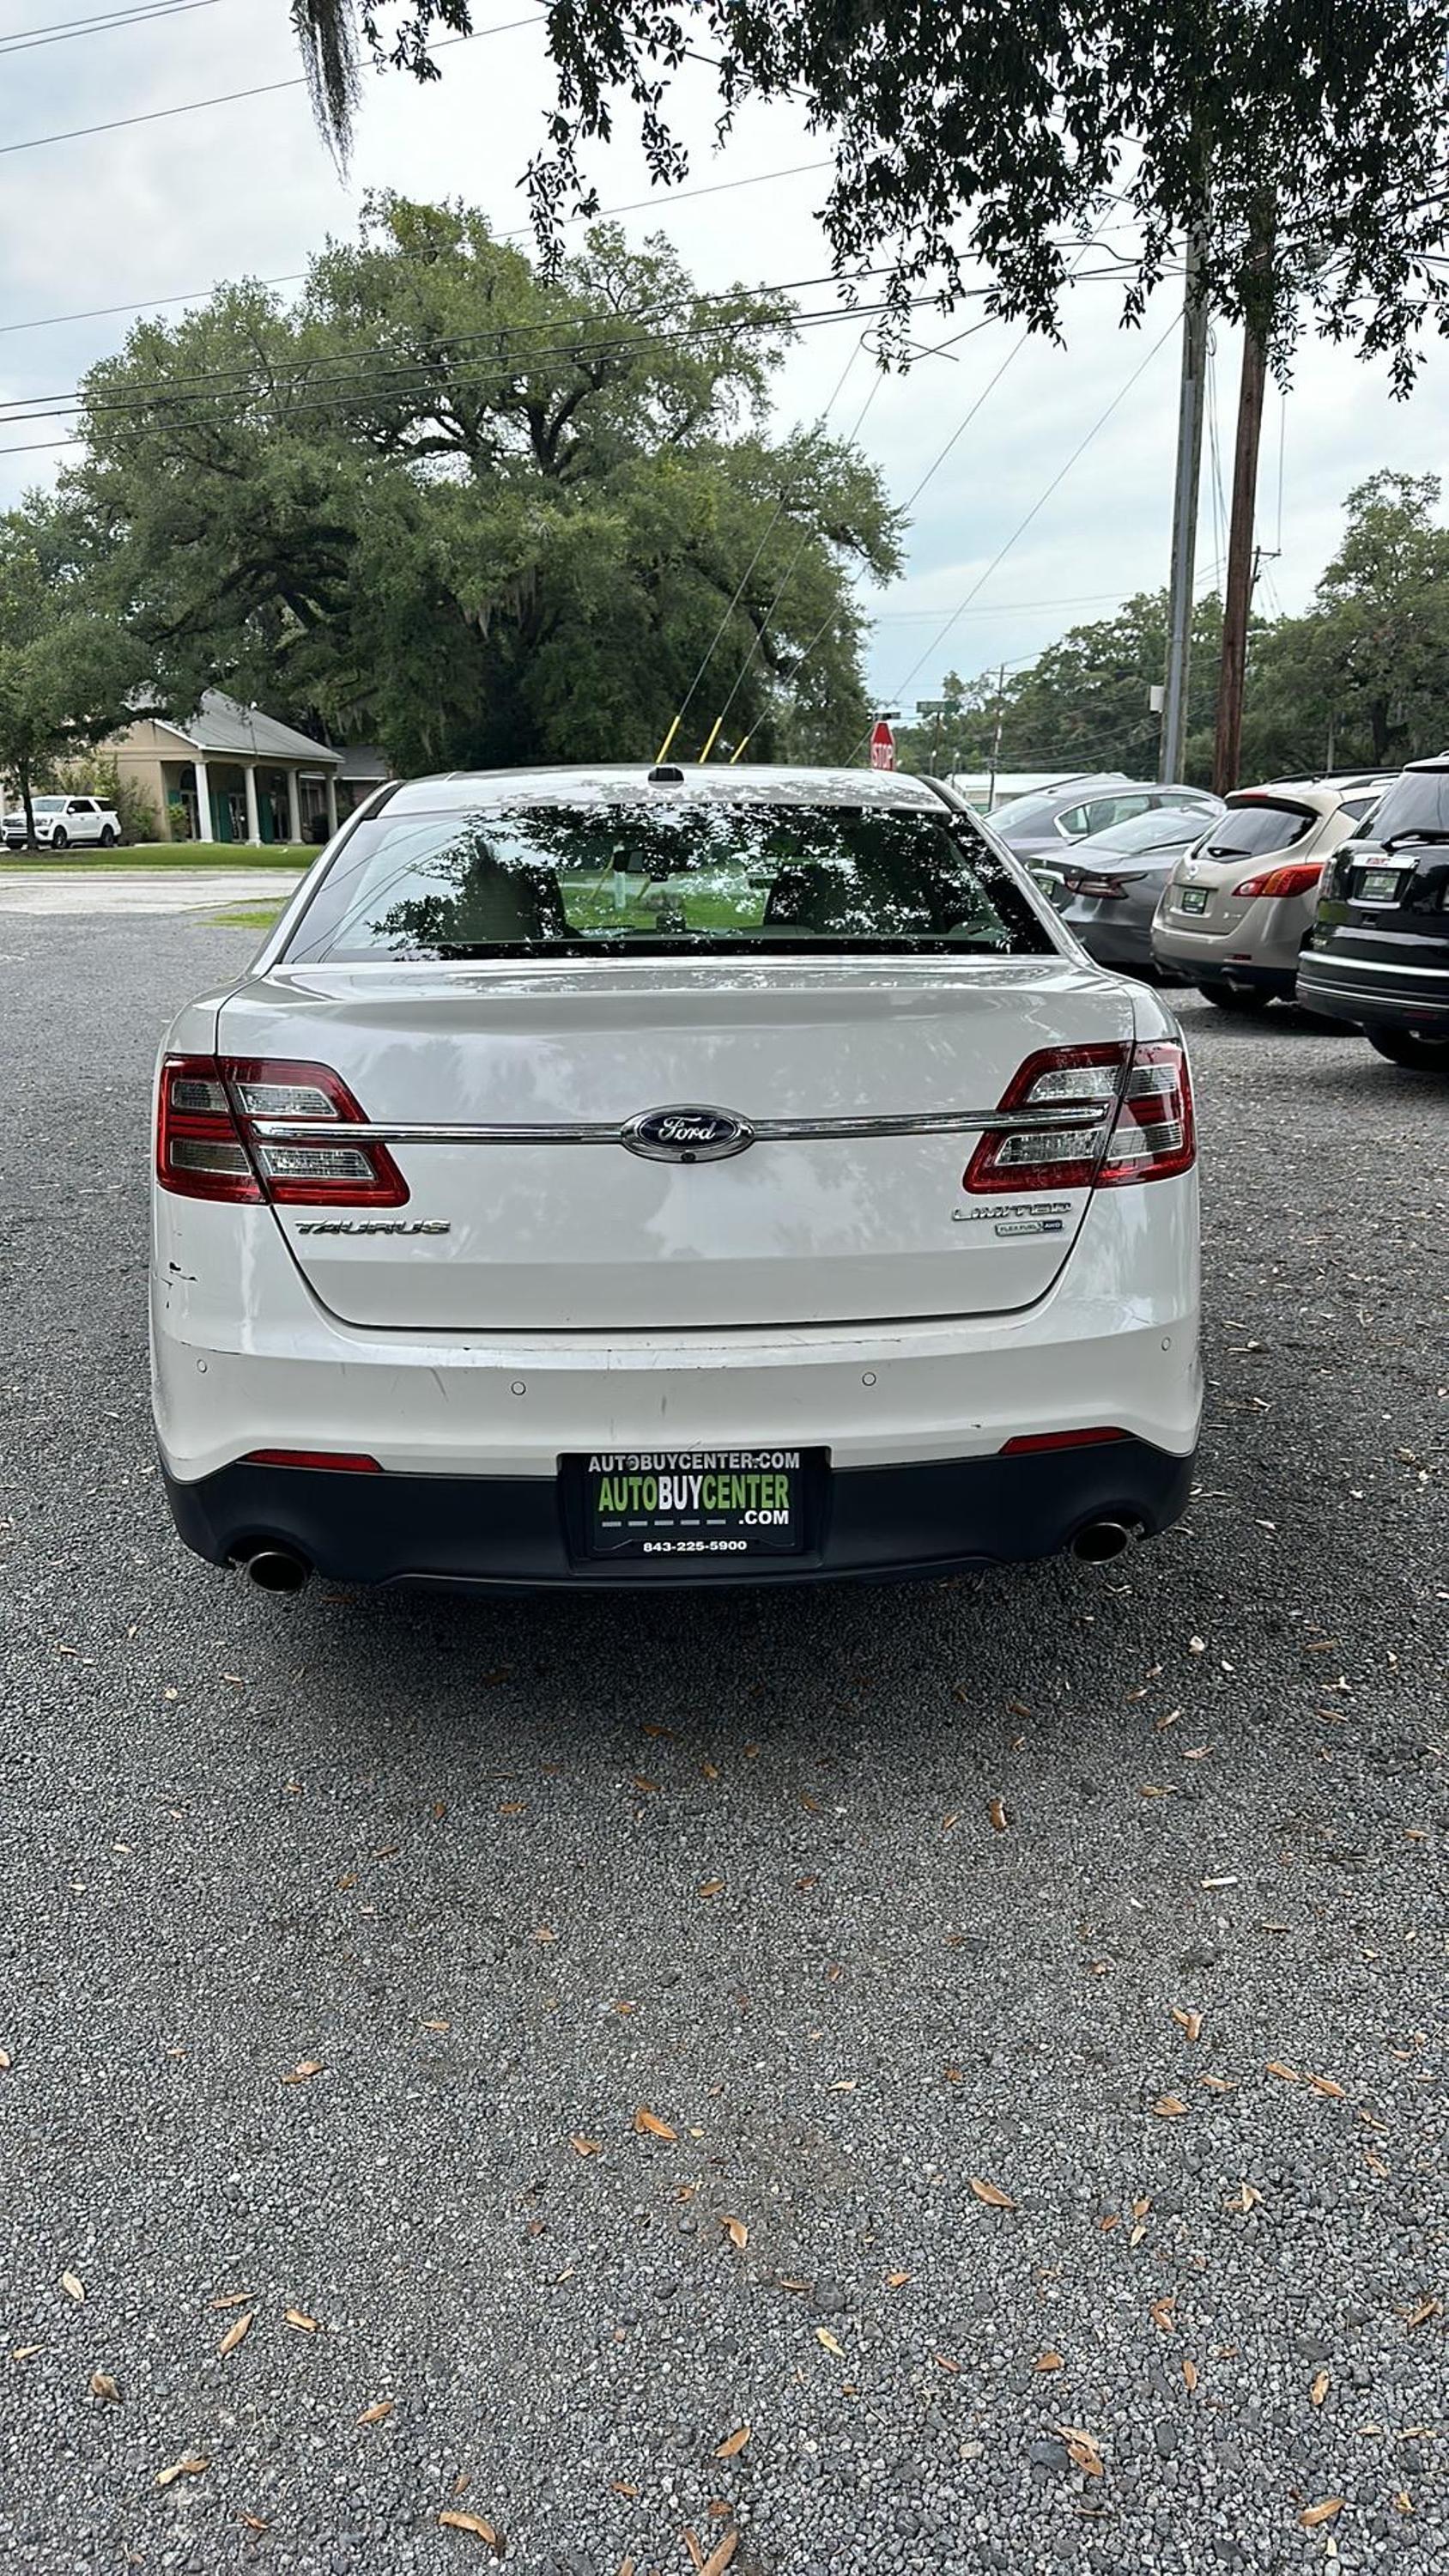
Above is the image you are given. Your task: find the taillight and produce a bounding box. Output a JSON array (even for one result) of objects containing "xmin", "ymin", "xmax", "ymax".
[
  {"xmin": 1000, "ymin": 1427, "xmax": 1130, "ymax": 1454},
  {"xmin": 962, "ymin": 1040, "xmax": 1195, "ymax": 1194},
  {"xmin": 1064, "ymin": 872, "xmax": 1137, "ymax": 900},
  {"xmin": 1232, "ymin": 860, "xmax": 1324, "ymax": 899},
  {"xmin": 156, "ymin": 1055, "xmax": 408, "ymax": 1206}
]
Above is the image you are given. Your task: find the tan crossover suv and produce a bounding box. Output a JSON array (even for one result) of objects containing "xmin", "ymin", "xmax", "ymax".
[{"xmin": 1151, "ymin": 775, "xmax": 1394, "ymax": 1012}]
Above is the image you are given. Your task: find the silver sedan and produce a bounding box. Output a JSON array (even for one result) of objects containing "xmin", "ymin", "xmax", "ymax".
[{"xmin": 1042, "ymin": 803, "xmax": 1226, "ymax": 977}]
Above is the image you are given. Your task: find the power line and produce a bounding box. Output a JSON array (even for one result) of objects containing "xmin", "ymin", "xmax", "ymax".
[
  {"xmin": 0, "ymin": 159, "xmax": 834, "ymax": 344},
  {"xmin": 0, "ymin": 256, "xmax": 1142, "ymax": 439},
  {"xmin": 0, "ymin": 1, "xmax": 221, "ymax": 56},
  {"xmin": 868, "ymin": 312, "xmax": 1180, "ymax": 734},
  {"xmin": 0, "ymin": 13, "xmax": 543, "ymax": 157}
]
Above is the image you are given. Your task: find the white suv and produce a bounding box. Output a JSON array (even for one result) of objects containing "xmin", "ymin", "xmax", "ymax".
[{"xmin": 3, "ymin": 793, "xmax": 122, "ymax": 851}]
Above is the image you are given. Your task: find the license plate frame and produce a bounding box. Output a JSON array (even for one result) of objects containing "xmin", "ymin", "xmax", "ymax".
[
  {"xmin": 564, "ymin": 1449, "xmax": 823, "ymax": 1564},
  {"xmin": 1179, "ymin": 884, "xmax": 1210, "ymax": 914},
  {"xmin": 1356, "ymin": 866, "xmax": 1406, "ymax": 905}
]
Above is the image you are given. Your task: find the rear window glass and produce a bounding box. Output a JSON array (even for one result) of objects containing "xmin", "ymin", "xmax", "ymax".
[
  {"xmin": 1365, "ymin": 769, "xmax": 1449, "ymax": 846},
  {"xmin": 1082, "ymin": 807, "xmax": 1210, "ymax": 855},
  {"xmin": 286, "ymin": 797, "xmax": 1052, "ymax": 963},
  {"xmin": 1200, "ymin": 800, "xmax": 1313, "ymax": 858}
]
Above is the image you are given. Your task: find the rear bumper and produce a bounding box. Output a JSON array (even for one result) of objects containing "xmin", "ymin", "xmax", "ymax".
[
  {"xmin": 1296, "ymin": 955, "xmax": 1449, "ymax": 1031},
  {"xmin": 162, "ymin": 1438, "xmax": 1197, "ymax": 1589},
  {"xmin": 1151, "ymin": 898, "xmax": 1308, "ymax": 993}
]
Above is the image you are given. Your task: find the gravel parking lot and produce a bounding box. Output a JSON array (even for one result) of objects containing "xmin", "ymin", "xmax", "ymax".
[{"xmin": 2, "ymin": 915, "xmax": 1445, "ymax": 2576}]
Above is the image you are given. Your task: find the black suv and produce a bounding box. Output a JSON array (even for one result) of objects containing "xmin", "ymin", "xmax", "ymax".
[{"xmin": 1297, "ymin": 752, "xmax": 1449, "ymax": 1071}]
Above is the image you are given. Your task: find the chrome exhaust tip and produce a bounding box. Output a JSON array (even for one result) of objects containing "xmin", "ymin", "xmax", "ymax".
[
  {"xmin": 240, "ymin": 1546, "xmax": 311, "ymax": 1595},
  {"xmin": 1070, "ymin": 1518, "xmax": 1136, "ymax": 1564}
]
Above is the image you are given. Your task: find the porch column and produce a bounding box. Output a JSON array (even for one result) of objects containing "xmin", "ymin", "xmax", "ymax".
[
  {"xmin": 324, "ymin": 770, "xmax": 339, "ymax": 837},
  {"xmin": 286, "ymin": 769, "xmax": 302, "ymax": 844},
  {"xmin": 192, "ymin": 758, "xmax": 213, "ymax": 842},
  {"xmin": 242, "ymin": 762, "xmax": 262, "ymax": 847}
]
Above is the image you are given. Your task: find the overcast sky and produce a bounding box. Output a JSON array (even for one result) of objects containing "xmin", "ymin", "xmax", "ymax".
[{"xmin": 3, "ymin": 0, "xmax": 1448, "ymax": 716}]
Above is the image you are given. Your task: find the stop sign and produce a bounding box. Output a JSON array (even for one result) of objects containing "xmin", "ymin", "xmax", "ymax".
[{"xmin": 869, "ymin": 719, "xmax": 895, "ymax": 772}]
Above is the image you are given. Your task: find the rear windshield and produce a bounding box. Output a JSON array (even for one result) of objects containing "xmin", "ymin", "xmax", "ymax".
[
  {"xmin": 1200, "ymin": 799, "xmax": 1313, "ymax": 858},
  {"xmin": 286, "ymin": 798, "xmax": 1052, "ymax": 963},
  {"xmin": 1365, "ymin": 769, "xmax": 1449, "ymax": 847}
]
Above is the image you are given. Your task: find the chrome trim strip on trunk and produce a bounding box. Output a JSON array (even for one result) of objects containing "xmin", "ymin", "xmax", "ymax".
[{"xmin": 249, "ymin": 1104, "xmax": 1113, "ymax": 1147}]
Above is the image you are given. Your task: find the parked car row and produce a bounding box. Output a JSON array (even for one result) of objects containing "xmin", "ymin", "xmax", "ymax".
[{"xmin": 991, "ymin": 761, "xmax": 1446, "ymax": 1073}]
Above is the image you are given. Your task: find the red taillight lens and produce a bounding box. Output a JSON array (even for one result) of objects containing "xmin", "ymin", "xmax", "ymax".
[
  {"xmin": 1232, "ymin": 860, "xmax": 1324, "ymax": 899},
  {"xmin": 155, "ymin": 1056, "xmax": 408, "ymax": 1206},
  {"xmin": 155, "ymin": 1054, "xmax": 263, "ymax": 1202},
  {"xmin": 962, "ymin": 1040, "xmax": 1194, "ymax": 1194}
]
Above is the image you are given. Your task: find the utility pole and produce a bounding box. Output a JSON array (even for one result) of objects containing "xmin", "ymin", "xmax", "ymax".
[
  {"xmin": 1213, "ymin": 258, "xmax": 1272, "ymax": 794},
  {"xmin": 986, "ymin": 663, "xmax": 1007, "ymax": 812},
  {"xmin": 1160, "ymin": 230, "xmax": 1208, "ymax": 785}
]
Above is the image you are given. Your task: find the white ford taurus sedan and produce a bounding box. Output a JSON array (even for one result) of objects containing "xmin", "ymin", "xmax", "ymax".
[{"xmin": 151, "ymin": 764, "xmax": 1201, "ymax": 1593}]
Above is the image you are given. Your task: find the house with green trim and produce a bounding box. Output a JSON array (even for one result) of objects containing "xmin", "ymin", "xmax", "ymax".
[{"xmin": 107, "ymin": 693, "xmax": 343, "ymax": 845}]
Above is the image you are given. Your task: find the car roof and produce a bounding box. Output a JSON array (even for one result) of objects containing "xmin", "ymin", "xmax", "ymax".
[
  {"xmin": 1404, "ymin": 749, "xmax": 1449, "ymax": 774},
  {"xmin": 1229, "ymin": 780, "xmax": 1359, "ymax": 815},
  {"xmin": 373, "ymin": 763, "xmax": 956, "ymax": 817}
]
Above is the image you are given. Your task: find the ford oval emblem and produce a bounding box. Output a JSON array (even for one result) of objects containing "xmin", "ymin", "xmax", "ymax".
[{"xmin": 621, "ymin": 1105, "xmax": 755, "ymax": 1163}]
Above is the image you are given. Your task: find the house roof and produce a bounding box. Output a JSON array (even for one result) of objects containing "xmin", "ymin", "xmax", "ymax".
[{"xmin": 162, "ymin": 690, "xmax": 341, "ymax": 766}]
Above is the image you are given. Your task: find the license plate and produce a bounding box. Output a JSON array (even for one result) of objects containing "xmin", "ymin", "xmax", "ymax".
[
  {"xmin": 570, "ymin": 1449, "xmax": 815, "ymax": 1561},
  {"xmin": 1357, "ymin": 866, "xmax": 1405, "ymax": 903},
  {"xmin": 1179, "ymin": 885, "xmax": 1209, "ymax": 914}
]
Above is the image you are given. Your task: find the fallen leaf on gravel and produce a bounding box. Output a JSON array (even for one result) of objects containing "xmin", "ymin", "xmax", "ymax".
[
  {"xmin": 886, "ymin": 2270, "xmax": 911, "ymax": 2287},
  {"xmin": 1153, "ymin": 2096, "xmax": 1188, "ymax": 2118},
  {"xmin": 699, "ymin": 2533, "xmax": 738, "ymax": 2576},
  {"xmin": 1149, "ymin": 2298, "xmax": 1176, "ymax": 2333},
  {"xmin": 1182, "ymin": 2359, "xmax": 1198, "ymax": 2393},
  {"xmin": 633, "ymin": 1777, "xmax": 660, "ymax": 1795},
  {"xmin": 155, "ymin": 2457, "xmax": 209, "ymax": 2489},
  {"xmin": 720, "ymin": 2215, "xmax": 749, "ymax": 2251},
  {"xmin": 280, "ymin": 2059, "xmax": 324, "ymax": 2086},
  {"xmin": 88, "ymin": 2372, "xmax": 121, "ymax": 2403},
  {"xmin": 1171, "ymin": 2008, "xmax": 1203, "ymax": 2044},
  {"xmin": 1098, "ymin": 2214, "xmax": 1119, "ymax": 2233},
  {"xmin": 1307, "ymin": 2074, "xmax": 1346, "ymax": 2099},
  {"xmin": 1311, "ymin": 2370, "xmax": 1331, "ymax": 2407},
  {"xmin": 570, "ymin": 2136, "xmax": 602, "ymax": 2158},
  {"xmin": 0, "ymin": 2050, "xmax": 9, "ymax": 2070},
  {"xmin": 1200, "ymin": 2075, "xmax": 1236, "ymax": 2093},
  {"xmin": 935, "ymin": 2352, "xmax": 961, "ymax": 2374},
  {"xmin": 1131, "ymin": 2197, "xmax": 1152, "ymax": 2219},
  {"xmin": 634, "ymin": 2108, "xmax": 676, "ymax": 2142},
  {"xmin": 1201, "ymin": 1874, "xmax": 1238, "ymax": 1889},
  {"xmin": 683, "ymin": 2532, "xmax": 706, "ymax": 2571},
  {"xmin": 1404, "ymin": 2298, "xmax": 1441, "ymax": 2331},
  {"xmin": 421, "ymin": 2018, "xmax": 451, "ymax": 2034},
  {"xmin": 1226, "ymin": 2184, "xmax": 1261, "ymax": 2213},
  {"xmin": 60, "ymin": 2273, "xmax": 84, "ymax": 2303},
  {"xmin": 1393, "ymin": 2492, "xmax": 1414, "ymax": 2515},
  {"xmin": 828, "ymin": 2079, "xmax": 858, "ymax": 2093},
  {"xmin": 1300, "ymin": 2499, "xmax": 1343, "ymax": 2529},
  {"xmin": 1364, "ymin": 2149, "xmax": 1391, "ymax": 2178},
  {"xmin": 239, "ymin": 2512, "xmax": 270, "ymax": 2533},
  {"xmin": 356, "ymin": 2400, "xmax": 394, "ymax": 2426},
  {"xmin": 217, "ymin": 2312, "xmax": 252, "ymax": 2358},
  {"xmin": 209, "ymin": 2289, "xmax": 253, "ymax": 2310},
  {"xmin": 699, "ymin": 1880, "xmax": 725, "ymax": 1899},
  {"xmin": 438, "ymin": 2507, "xmax": 505, "ymax": 2553},
  {"xmin": 815, "ymin": 2328, "xmax": 846, "ymax": 2357},
  {"xmin": 1034, "ymin": 2351, "xmax": 1064, "ymax": 2373},
  {"xmin": 283, "ymin": 2308, "xmax": 319, "ymax": 2332},
  {"xmin": 533, "ymin": 1925, "xmax": 555, "ymax": 1945},
  {"xmin": 715, "ymin": 2426, "xmax": 750, "ymax": 2460},
  {"xmin": 968, "ymin": 2178, "xmax": 1017, "ymax": 2210},
  {"xmin": 1264, "ymin": 2061, "xmax": 1299, "ymax": 2082},
  {"xmin": 943, "ymin": 2065, "xmax": 963, "ymax": 2084},
  {"xmin": 617, "ymin": 2560, "xmax": 636, "ymax": 2576},
  {"xmin": 1058, "ymin": 2427, "xmax": 1104, "ymax": 2477},
  {"xmin": 610, "ymin": 2482, "xmax": 638, "ymax": 2499},
  {"xmin": 987, "ymin": 1797, "xmax": 1009, "ymax": 1832}
]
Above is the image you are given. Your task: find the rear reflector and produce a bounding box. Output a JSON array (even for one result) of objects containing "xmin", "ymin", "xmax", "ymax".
[
  {"xmin": 241, "ymin": 1449, "xmax": 382, "ymax": 1473},
  {"xmin": 156, "ymin": 1055, "xmax": 408, "ymax": 1206},
  {"xmin": 1232, "ymin": 860, "xmax": 1325, "ymax": 899},
  {"xmin": 963, "ymin": 1040, "xmax": 1194, "ymax": 1194},
  {"xmin": 1000, "ymin": 1428, "xmax": 1130, "ymax": 1455}
]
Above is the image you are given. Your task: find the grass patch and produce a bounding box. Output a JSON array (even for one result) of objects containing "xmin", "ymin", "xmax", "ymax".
[
  {"xmin": 0, "ymin": 842, "xmax": 312, "ymax": 872},
  {"xmin": 209, "ymin": 905, "xmax": 286, "ymax": 930}
]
